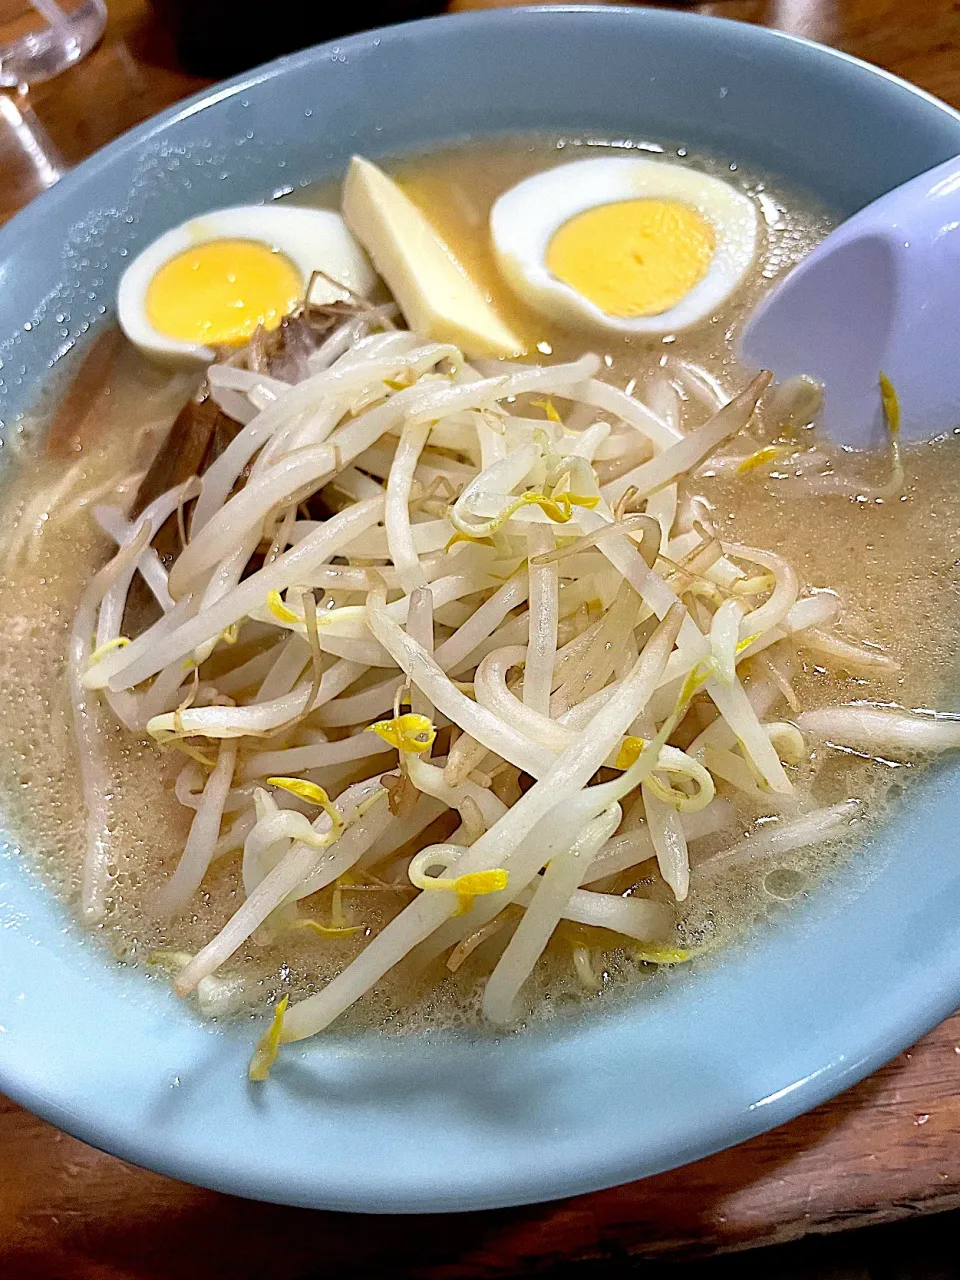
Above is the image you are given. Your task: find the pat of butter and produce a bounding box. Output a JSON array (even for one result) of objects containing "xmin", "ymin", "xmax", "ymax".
[{"xmin": 342, "ymin": 155, "xmax": 523, "ymax": 359}]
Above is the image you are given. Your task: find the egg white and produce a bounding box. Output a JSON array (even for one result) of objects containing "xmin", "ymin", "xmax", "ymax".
[
  {"xmin": 117, "ymin": 205, "xmax": 377, "ymax": 368},
  {"xmin": 490, "ymin": 157, "xmax": 758, "ymax": 336}
]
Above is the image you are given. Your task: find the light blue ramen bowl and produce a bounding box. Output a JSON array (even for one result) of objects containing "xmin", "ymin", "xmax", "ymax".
[{"xmin": 1, "ymin": 6, "xmax": 959, "ymax": 1214}]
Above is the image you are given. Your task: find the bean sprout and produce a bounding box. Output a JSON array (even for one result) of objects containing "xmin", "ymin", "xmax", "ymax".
[{"xmin": 67, "ymin": 310, "xmax": 941, "ymax": 1074}]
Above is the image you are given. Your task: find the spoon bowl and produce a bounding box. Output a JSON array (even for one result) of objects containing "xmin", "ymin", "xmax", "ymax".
[{"xmin": 741, "ymin": 155, "xmax": 960, "ymax": 448}]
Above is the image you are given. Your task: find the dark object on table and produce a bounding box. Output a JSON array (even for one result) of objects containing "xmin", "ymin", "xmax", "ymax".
[{"xmin": 152, "ymin": 0, "xmax": 444, "ymax": 76}]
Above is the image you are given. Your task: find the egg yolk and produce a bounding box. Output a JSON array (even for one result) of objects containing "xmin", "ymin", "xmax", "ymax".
[
  {"xmin": 546, "ymin": 200, "xmax": 715, "ymax": 319},
  {"xmin": 145, "ymin": 239, "xmax": 303, "ymax": 347}
]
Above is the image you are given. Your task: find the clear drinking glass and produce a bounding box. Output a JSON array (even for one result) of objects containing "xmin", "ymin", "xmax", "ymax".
[{"xmin": 0, "ymin": 0, "xmax": 107, "ymax": 88}]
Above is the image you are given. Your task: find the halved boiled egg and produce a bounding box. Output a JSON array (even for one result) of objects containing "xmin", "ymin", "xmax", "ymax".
[
  {"xmin": 490, "ymin": 158, "xmax": 758, "ymax": 336},
  {"xmin": 117, "ymin": 205, "xmax": 377, "ymax": 367}
]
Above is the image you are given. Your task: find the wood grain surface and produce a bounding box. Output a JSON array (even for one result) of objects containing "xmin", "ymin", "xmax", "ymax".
[{"xmin": 3, "ymin": 1, "xmax": 960, "ymax": 1276}]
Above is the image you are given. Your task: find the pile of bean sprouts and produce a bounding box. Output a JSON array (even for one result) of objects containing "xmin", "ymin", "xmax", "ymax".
[{"xmin": 73, "ymin": 309, "xmax": 960, "ymax": 1077}]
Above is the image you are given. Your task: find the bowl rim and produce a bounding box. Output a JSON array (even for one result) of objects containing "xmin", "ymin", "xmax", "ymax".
[
  {"xmin": 2, "ymin": 4, "xmax": 960, "ymax": 1215},
  {"xmin": 3, "ymin": 4, "xmax": 960, "ymax": 258}
]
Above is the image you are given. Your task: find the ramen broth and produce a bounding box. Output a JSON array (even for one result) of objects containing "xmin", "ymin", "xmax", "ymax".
[{"xmin": 0, "ymin": 136, "xmax": 957, "ymax": 1032}]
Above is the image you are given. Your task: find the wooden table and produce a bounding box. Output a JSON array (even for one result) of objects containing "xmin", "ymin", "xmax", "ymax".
[{"xmin": 4, "ymin": 2, "xmax": 960, "ymax": 1275}]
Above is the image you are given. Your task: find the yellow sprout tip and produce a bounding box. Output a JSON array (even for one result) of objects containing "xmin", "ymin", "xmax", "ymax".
[
  {"xmin": 267, "ymin": 776, "xmax": 333, "ymax": 808},
  {"xmin": 452, "ymin": 868, "xmax": 509, "ymax": 916},
  {"xmin": 445, "ymin": 530, "xmax": 493, "ymax": 551},
  {"xmin": 634, "ymin": 945, "xmax": 692, "ymax": 965},
  {"xmin": 267, "ymin": 776, "xmax": 343, "ymax": 832},
  {"xmin": 679, "ymin": 660, "xmax": 713, "ymax": 705},
  {"xmin": 88, "ymin": 635, "xmax": 130, "ymax": 667},
  {"xmin": 366, "ymin": 713, "xmax": 437, "ymax": 755},
  {"xmin": 615, "ymin": 736, "xmax": 646, "ymax": 771},
  {"xmin": 879, "ymin": 371, "xmax": 900, "ymax": 437},
  {"xmin": 519, "ymin": 491, "xmax": 599, "ymax": 524},
  {"xmin": 531, "ymin": 397, "xmax": 563, "ymax": 424},
  {"xmin": 737, "ymin": 445, "xmax": 783, "ymax": 475},
  {"xmin": 248, "ymin": 995, "xmax": 288, "ymax": 1082},
  {"xmin": 454, "ymin": 869, "xmax": 509, "ymax": 896},
  {"xmin": 411, "ymin": 864, "xmax": 509, "ymax": 914},
  {"xmin": 266, "ymin": 589, "xmax": 302, "ymax": 625}
]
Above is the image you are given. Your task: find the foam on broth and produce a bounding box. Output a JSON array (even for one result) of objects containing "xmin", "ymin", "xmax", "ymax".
[{"xmin": 0, "ymin": 135, "xmax": 958, "ymax": 1033}]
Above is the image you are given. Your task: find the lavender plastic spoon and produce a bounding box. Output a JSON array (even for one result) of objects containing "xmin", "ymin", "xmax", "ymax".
[{"xmin": 740, "ymin": 155, "xmax": 960, "ymax": 448}]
